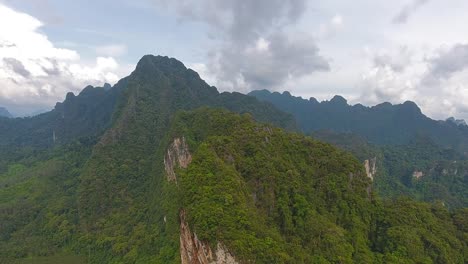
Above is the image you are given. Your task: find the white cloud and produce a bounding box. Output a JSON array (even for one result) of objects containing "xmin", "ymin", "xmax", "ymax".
[
  {"xmin": 0, "ymin": 3, "xmax": 126, "ymax": 115},
  {"xmin": 357, "ymin": 43, "xmax": 468, "ymax": 120},
  {"xmin": 152, "ymin": 0, "xmax": 329, "ymax": 92}
]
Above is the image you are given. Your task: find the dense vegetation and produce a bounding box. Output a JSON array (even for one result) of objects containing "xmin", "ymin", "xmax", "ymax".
[
  {"xmin": 0, "ymin": 55, "xmax": 466, "ymax": 263},
  {"xmin": 250, "ymin": 89, "xmax": 468, "ymax": 208},
  {"xmin": 314, "ymin": 130, "xmax": 468, "ymax": 208},
  {"xmin": 171, "ymin": 108, "xmax": 466, "ymax": 263},
  {"xmin": 0, "ymin": 55, "xmax": 295, "ymax": 263}
]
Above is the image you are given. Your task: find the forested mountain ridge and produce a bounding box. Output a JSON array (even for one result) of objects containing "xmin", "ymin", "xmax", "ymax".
[
  {"xmin": 0, "ymin": 59, "xmax": 294, "ymax": 151},
  {"xmin": 249, "ymin": 89, "xmax": 468, "ymax": 153},
  {"xmin": 0, "ymin": 55, "xmax": 466, "ymax": 263},
  {"xmin": 0, "ymin": 79, "xmax": 128, "ymax": 149}
]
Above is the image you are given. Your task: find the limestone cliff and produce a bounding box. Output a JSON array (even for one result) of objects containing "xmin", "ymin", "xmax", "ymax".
[
  {"xmin": 364, "ymin": 157, "xmax": 377, "ymax": 180},
  {"xmin": 179, "ymin": 210, "xmax": 238, "ymax": 264},
  {"xmin": 164, "ymin": 137, "xmax": 238, "ymax": 264},
  {"xmin": 164, "ymin": 137, "xmax": 192, "ymax": 182}
]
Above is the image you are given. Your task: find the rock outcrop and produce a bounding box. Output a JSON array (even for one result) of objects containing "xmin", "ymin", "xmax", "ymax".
[
  {"xmin": 364, "ymin": 157, "xmax": 377, "ymax": 180},
  {"xmin": 164, "ymin": 137, "xmax": 192, "ymax": 182},
  {"xmin": 180, "ymin": 210, "xmax": 238, "ymax": 264},
  {"xmin": 165, "ymin": 137, "xmax": 237, "ymax": 263},
  {"xmin": 413, "ymin": 170, "xmax": 424, "ymax": 179}
]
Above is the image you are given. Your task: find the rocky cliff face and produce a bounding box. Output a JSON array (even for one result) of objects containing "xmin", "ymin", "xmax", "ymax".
[
  {"xmin": 364, "ymin": 157, "xmax": 377, "ymax": 180},
  {"xmin": 179, "ymin": 209, "xmax": 213, "ymax": 264},
  {"xmin": 164, "ymin": 137, "xmax": 192, "ymax": 182},
  {"xmin": 179, "ymin": 210, "xmax": 238, "ymax": 264},
  {"xmin": 164, "ymin": 137, "xmax": 238, "ymax": 264}
]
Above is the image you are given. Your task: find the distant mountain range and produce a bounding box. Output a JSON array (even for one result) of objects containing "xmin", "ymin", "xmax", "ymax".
[
  {"xmin": 0, "ymin": 107, "xmax": 12, "ymax": 118},
  {"xmin": 249, "ymin": 90, "xmax": 468, "ymax": 153}
]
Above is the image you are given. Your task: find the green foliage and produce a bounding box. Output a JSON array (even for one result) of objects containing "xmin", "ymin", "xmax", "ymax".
[
  {"xmin": 0, "ymin": 140, "xmax": 92, "ymax": 262},
  {"xmin": 314, "ymin": 130, "xmax": 468, "ymax": 208},
  {"xmin": 169, "ymin": 108, "xmax": 466, "ymax": 263},
  {"xmin": 0, "ymin": 56, "xmax": 466, "ymax": 263}
]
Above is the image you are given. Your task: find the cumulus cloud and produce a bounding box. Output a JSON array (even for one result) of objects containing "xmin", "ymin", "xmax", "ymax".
[
  {"xmin": 153, "ymin": 0, "xmax": 329, "ymax": 92},
  {"xmin": 3, "ymin": 57, "xmax": 31, "ymax": 77},
  {"xmin": 392, "ymin": 0, "xmax": 430, "ymax": 24},
  {"xmin": 424, "ymin": 44, "xmax": 468, "ymax": 81},
  {"xmin": 0, "ymin": 4, "xmax": 123, "ymax": 115},
  {"xmin": 358, "ymin": 43, "xmax": 468, "ymax": 120},
  {"xmin": 372, "ymin": 46, "xmax": 412, "ymax": 73}
]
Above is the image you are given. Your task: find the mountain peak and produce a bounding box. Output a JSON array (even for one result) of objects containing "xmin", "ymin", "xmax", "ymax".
[
  {"xmin": 447, "ymin": 117, "xmax": 467, "ymax": 127},
  {"xmin": 401, "ymin": 100, "xmax": 422, "ymax": 115},
  {"xmin": 0, "ymin": 106, "xmax": 13, "ymax": 118},
  {"xmin": 103, "ymin": 83, "xmax": 112, "ymax": 91},
  {"xmin": 329, "ymin": 95, "xmax": 348, "ymax": 105},
  {"xmin": 135, "ymin": 55, "xmax": 187, "ymax": 75}
]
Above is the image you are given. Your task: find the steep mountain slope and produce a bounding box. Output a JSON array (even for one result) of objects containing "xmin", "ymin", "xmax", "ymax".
[
  {"xmin": 0, "ymin": 55, "xmax": 294, "ymax": 263},
  {"xmin": 75, "ymin": 55, "xmax": 295, "ymax": 263},
  {"xmin": 0, "ymin": 79, "xmax": 128, "ymax": 149},
  {"xmin": 167, "ymin": 108, "xmax": 465, "ymax": 263},
  {"xmin": 0, "ymin": 55, "xmax": 466, "ymax": 263},
  {"xmin": 0, "ymin": 107, "xmax": 12, "ymax": 118},
  {"xmin": 249, "ymin": 90, "xmax": 468, "ymax": 153},
  {"xmin": 0, "ymin": 61, "xmax": 294, "ymax": 151}
]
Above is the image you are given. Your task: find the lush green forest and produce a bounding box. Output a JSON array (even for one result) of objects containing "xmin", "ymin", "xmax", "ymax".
[
  {"xmin": 313, "ymin": 130, "xmax": 468, "ymax": 209},
  {"xmin": 0, "ymin": 55, "xmax": 466, "ymax": 263},
  {"xmin": 171, "ymin": 108, "xmax": 467, "ymax": 263},
  {"xmin": 250, "ymin": 89, "xmax": 468, "ymax": 208}
]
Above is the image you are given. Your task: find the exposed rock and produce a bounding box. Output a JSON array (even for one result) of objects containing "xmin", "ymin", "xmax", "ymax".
[
  {"xmin": 214, "ymin": 243, "xmax": 237, "ymax": 264},
  {"xmin": 364, "ymin": 157, "xmax": 377, "ymax": 180},
  {"xmin": 413, "ymin": 170, "xmax": 424, "ymax": 179},
  {"xmin": 164, "ymin": 137, "xmax": 192, "ymax": 182},
  {"xmin": 179, "ymin": 209, "xmax": 238, "ymax": 264},
  {"xmin": 180, "ymin": 209, "xmax": 213, "ymax": 264}
]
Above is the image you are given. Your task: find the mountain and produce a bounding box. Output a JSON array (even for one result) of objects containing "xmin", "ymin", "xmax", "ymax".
[
  {"xmin": 0, "ymin": 107, "xmax": 12, "ymax": 118},
  {"xmin": 447, "ymin": 117, "xmax": 468, "ymax": 127},
  {"xmin": 0, "ymin": 55, "xmax": 466, "ymax": 263},
  {"xmin": 248, "ymin": 90, "xmax": 468, "ymax": 153},
  {"xmin": 249, "ymin": 90, "xmax": 468, "ymax": 208}
]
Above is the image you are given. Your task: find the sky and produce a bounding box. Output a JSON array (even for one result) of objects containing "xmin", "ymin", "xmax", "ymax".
[{"xmin": 1, "ymin": 0, "xmax": 468, "ymax": 120}]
